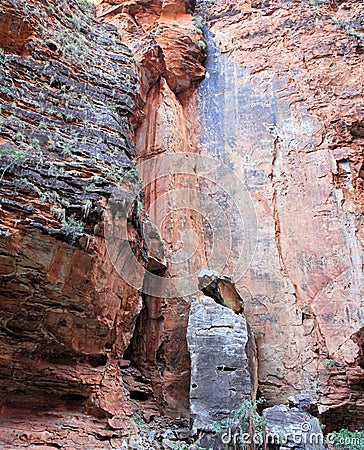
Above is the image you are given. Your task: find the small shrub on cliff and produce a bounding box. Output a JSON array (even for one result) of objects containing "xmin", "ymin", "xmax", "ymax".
[
  {"xmin": 62, "ymin": 215, "xmax": 84, "ymax": 234},
  {"xmin": 0, "ymin": 146, "xmax": 26, "ymax": 181},
  {"xmin": 233, "ymin": 397, "xmax": 266, "ymax": 434},
  {"xmin": 325, "ymin": 359, "xmax": 339, "ymax": 368},
  {"xmin": 77, "ymin": 0, "xmax": 95, "ymax": 14},
  {"xmin": 193, "ymin": 15, "xmax": 204, "ymax": 34},
  {"xmin": 132, "ymin": 410, "xmax": 145, "ymax": 428},
  {"xmin": 198, "ymin": 39, "xmax": 207, "ymax": 51},
  {"xmin": 211, "ymin": 397, "xmax": 266, "ymax": 440}
]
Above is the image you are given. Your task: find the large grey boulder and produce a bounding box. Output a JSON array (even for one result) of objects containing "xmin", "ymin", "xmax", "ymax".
[
  {"xmin": 263, "ymin": 402, "xmax": 327, "ymax": 449},
  {"xmin": 187, "ymin": 295, "xmax": 257, "ymax": 449}
]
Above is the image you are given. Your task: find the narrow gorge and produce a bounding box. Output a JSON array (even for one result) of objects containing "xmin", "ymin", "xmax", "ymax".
[{"xmin": 0, "ymin": 0, "xmax": 363, "ymax": 449}]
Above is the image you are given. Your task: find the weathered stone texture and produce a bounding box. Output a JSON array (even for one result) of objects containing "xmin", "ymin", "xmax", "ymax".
[
  {"xmin": 0, "ymin": 0, "xmax": 147, "ymax": 447},
  {"xmin": 98, "ymin": 0, "xmax": 208, "ymax": 420},
  {"xmin": 187, "ymin": 295, "xmax": 257, "ymax": 449},
  {"xmin": 197, "ymin": 0, "xmax": 364, "ymax": 428}
]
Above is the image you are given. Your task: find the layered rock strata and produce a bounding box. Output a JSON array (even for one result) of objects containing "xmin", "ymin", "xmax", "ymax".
[{"xmin": 0, "ymin": 0, "xmax": 150, "ymax": 447}]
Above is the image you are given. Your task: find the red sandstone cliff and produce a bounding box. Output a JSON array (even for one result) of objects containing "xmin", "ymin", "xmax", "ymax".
[
  {"xmin": 197, "ymin": 0, "xmax": 364, "ymax": 430},
  {"xmin": 0, "ymin": 0, "xmax": 363, "ymax": 447},
  {"xmin": 0, "ymin": 0, "xmax": 150, "ymax": 447}
]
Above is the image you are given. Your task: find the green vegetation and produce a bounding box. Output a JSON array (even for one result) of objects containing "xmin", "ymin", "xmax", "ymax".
[
  {"xmin": 193, "ymin": 15, "xmax": 204, "ymax": 34},
  {"xmin": 51, "ymin": 205, "xmax": 66, "ymax": 222},
  {"xmin": 252, "ymin": 328, "xmax": 265, "ymax": 337},
  {"xmin": 211, "ymin": 397, "xmax": 266, "ymax": 449},
  {"xmin": 132, "ymin": 410, "xmax": 146, "ymax": 428},
  {"xmin": 198, "ymin": 39, "xmax": 206, "ymax": 51},
  {"xmin": 7, "ymin": 0, "xmax": 133, "ymax": 75},
  {"xmin": 62, "ymin": 215, "xmax": 84, "ymax": 235},
  {"xmin": 235, "ymin": 398, "xmax": 265, "ymax": 434},
  {"xmin": 0, "ymin": 146, "xmax": 26, "ymax": 182},
  {"xmin": 0, "ymin": 0, "xmax": 139, "ymax": 246},
  {"xmin": 330, "ymin": 15, "xmax": 364, "ymax": 40},
  {"xmin": 307, "ymin": 0, "xmax": 364, "ymax": 41},
  {"xmin": 330, "ymin": 429, "xmax": 364, "ymax": 449},
  {"xmin": 325, "ymin": 359, "xmax": 339, "ymax": 368},
  {"xmin": 76, "ymin": 0, "xmax": 95, "ymax": 13}
]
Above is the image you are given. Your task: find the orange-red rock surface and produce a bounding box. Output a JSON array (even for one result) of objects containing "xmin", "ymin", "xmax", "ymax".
[
  {"xmin": 97, "ymin": 0, "xmax": 208, "ymax": 422},
  {"xmin": 0, "ymin": 0, "xmax": 207, "ymax": 447},
  {"xmin": 198, "ymin": 0, "xmax": 364, "ymax": 429},
  {"xmin": 1, "ymin": 0, "xmax": 364, "ymax": 445},
  {"xmin": 0, "ymin": 0, "xmax": 149, "ymax": 447}
]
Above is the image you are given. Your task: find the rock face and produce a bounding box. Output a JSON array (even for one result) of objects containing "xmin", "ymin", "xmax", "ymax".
[
  {"xmin": 198, "ymin": 269, "xmax": 245, "ymax": 314},
  {"xmin": 196, "ymin": 0, "xmax": 364, "ymax": 429},
  {"xmin": 187, "ymin": 295, "xmax": 257, "ymax": 449},
  {"xmin": 97, "ymin": 0, "xmax": 208, "ymax": 421},
  {"xmin": 0, "ymin": 0, "xmax": 150, "ymax": 447},
  {"xmin": 1, "ymin": 0, "xmax": 364, "ymax": 446},
  {"xmin": 96, "ymin": 0, "xmax": 206, "ymax": 97}
]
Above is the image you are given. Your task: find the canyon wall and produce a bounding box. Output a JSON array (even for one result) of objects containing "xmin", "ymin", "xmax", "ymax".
[
  {"xmin": 0, "ymin": 0, "xmax": 151, "ymax": 447},
  {"xmin": 196, "ymin": 0, "xmax": 364, "ymax": 430},
  {"xmin": 0, "ymin": 0, "xmax": 363, "ymax": 447},
  {"xmin": 97, "ymin": 0, "xmax": 208, "ymax": 421}
]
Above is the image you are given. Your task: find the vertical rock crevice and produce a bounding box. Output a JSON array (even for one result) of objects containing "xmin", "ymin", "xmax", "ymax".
[{"xmin": 97, "ymin": 0, "xmax": 208, "ymax": 421}]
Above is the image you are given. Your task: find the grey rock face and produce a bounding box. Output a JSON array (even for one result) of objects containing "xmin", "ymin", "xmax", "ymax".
[
  {"xmin": 187, "ymin": 295, "xmax": 257, "ymax": 449},
  {"xmin": 263, "ymin": 404, "xmax": 327, "ymax": 450}
]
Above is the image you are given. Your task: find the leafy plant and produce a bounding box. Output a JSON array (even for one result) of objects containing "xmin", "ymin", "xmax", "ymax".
[
  {"xmin": 307, "ymin": 0, "xmax": 364, "ymax": 41},
  {"xmin": 252, "ymin": 329, "xmax": 265, "ymax": 337},
  {"xmin": 0, "ymin": 146, "xmax": 26, "ymax": 182},
  {"xmin": 198, "ymin": 39, "xmax": 206, "ymax": 50},
  {"xmin": 325, "ymin": 359, "xmax": 339, "ymax": 368},
  {"xmin": 330, "ymin": 429, "xmax": 364, "ymax": 449},
  {"xmin": 132, "ymin": 410, "xmax": 145, "ymax": 428},
  {"xmin": 62, "ymin": 215, "xmax": 84, "ymax": 234},
  {"xmin": 51, "ymin": 205, "xmax": 66, "ymax": 222},
  {"xmin": 211, "ymin": 397, "xmax": 266, "ymax": 449},
  {"xmin": 77, "ymin": 0, "xmax": 95, "ymax": 14},
  {"xmin": 232, "ymin": 397, "xmax": 266, "ymax": 434},
  {"xmin": 193, "ymin": 15, "xmax": 204, "ymax": 33},
  {"xmin": 61, "ymin": 142, "xmax": 73, "ymax": 157}
]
